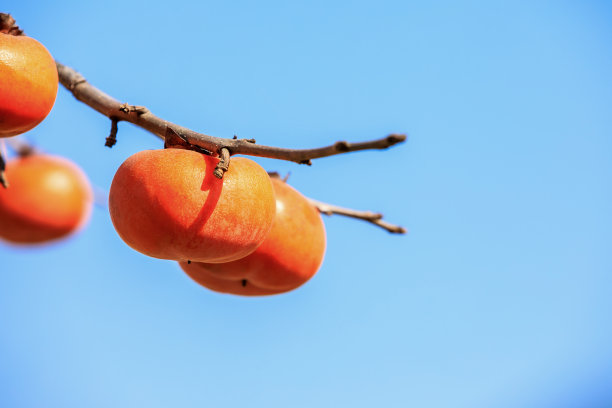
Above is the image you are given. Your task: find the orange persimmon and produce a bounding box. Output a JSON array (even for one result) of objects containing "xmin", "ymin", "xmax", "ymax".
[
  {"xmin": 0, "ymin": 154, "xmax": 92, "ymax": 244},
  {"xmin": 0, "ymin": 15, "xmax": 58, "ymax": 137},
  {"xmin": 109, "ymin": 148, "xmax": 276, "ymax": 263},
  {"xmin": 180, "ymin": 177, "xmax": 326, "ymax": 296}
]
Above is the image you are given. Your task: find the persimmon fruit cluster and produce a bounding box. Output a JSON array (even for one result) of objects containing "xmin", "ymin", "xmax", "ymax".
[
  {"xmin": 109, "ymin": 148, "xmax": 326, "ymax": 296},
  {"xmin": 109, "ymin": 148, "xmax": 277, "ymax": 263}
]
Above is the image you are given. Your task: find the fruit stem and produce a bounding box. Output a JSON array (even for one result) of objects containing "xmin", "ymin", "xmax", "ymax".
[
  {"xmin": 213, "ymin": 148, "xmax": 230, "ymax": 179},
  {"xmin": 105, "ymin": 118, "xmax": 119, "ymax": 148},
  {"xmin": 0, "ymin": 13, "xmax": 24, "ymax": 36}
]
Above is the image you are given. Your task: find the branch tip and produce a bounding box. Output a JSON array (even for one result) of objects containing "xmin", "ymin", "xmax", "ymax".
[
  {"xmin": 105, "ymin": 118, "xmax": 119, "ymax": 148},
  {"xmin": 335, "ymin": 141, "xmax": 350, "ymax": 152},
  {"xmin": 386, "ymin": 133, "xmax": 406, "ymax": 144},
  {"xmin": 119, "ymin": 103, "xmax": 148, "ymax": 115},
  {"xmin": 309, "ymin": 198, "xmax": 405, "ymax": 234}
]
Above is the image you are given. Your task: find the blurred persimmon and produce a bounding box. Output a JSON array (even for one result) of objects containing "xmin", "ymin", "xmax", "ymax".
[{"xmin": 0, "ymin": 154, "xmax": 92, "ymax": 244}]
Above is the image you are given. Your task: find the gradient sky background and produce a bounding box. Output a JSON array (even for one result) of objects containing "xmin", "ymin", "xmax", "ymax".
[{"xmin": 1, "ymin": 1, "xmax": 611, "ymax": 407}]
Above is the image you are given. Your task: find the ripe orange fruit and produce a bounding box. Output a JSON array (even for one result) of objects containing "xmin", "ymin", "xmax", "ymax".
[
  {"xmin": 180, "ymin": 177, "xmax": 326, "ymax": 296},
  {"xmin": 0, "ymin": 154, "xmax": 92, "ymax": 244},
  {"xmin": 0, "ymin": 17, "xmax": 58, "ymax": 138},
  {"xmin": 109, "ymin": 148, "xmax": 276, "ymax": 263}
]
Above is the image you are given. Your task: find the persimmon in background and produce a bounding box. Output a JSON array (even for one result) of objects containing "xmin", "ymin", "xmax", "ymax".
[
  {"xmin": 109, "ymin": 148, "xmax": 277, "ymax": 263},
  {"xmin": 180, "ymin": 177, "xmax": 327, "ymax": 296},
  {"xmin": 0, "ymin": 154, "xmax": 92, "ymax": 244},
  {"xmin": 0, "ymin": 14, "xmax": 58, "ymax": 138}
]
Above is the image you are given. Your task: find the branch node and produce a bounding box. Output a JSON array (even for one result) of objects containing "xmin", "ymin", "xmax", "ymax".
[
  {"xmin": 213, "ymin": 148, "xmax": 231, "ymax": 179},
  {"xmin": 105, "ymin": 118, "xmax": 119, "ymax": 148},
  {"xmin": 335, "ymin": 140, "xmax": 350, "ymax": 152},
  {"xmin": 119, "ymin": 103, "xmax": 148, "ymax": 115},
  {"xmin": 299, "ymin": 159, "xmax": 312, "ymax": 166},
  {"xmin": 69, "ymin": 77, "xmax": 87, "ymax": 91},
  {"xmin": 234, "ymin": 135, "xmax": 255, "ymax": 143}
]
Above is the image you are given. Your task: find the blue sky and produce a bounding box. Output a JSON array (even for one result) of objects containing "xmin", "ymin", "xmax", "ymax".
[{"xmin": 1, "ymin": 1, "xmax": 611, "ymax": 407}]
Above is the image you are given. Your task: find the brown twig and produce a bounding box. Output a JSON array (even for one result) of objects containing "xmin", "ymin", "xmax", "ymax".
[
  {"xmin": 105, "ymin": 118, "xmax": 119, "ymax": 148},
  {"xmin": 0, "ymin": 144, "xmax": 7, "ymax": 189},
  {"xmin": 56, "ymin": 62, "xmax": 406, "ymax": 163},
  {"xmin": 308, "ymin": 198, "xmax": 406, "ymax": 234}
]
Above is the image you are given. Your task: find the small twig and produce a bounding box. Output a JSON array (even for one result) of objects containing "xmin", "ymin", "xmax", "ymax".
[
  {"xmin": 56, "ymin": 61, "xmax": 406, "ymax": 163},
  {"xmin": 0, "ymin": 13, "xmax": 24, "ymax": 36},
  {"xmin": 0, "ymin": 141, "xmax": 8, "ymax": 189},
  {"xmin": 213, "ymin": 148, "xmax": 230, "ymax": 179},
  {"xmin": 105, "ymin": 118, "xmax": 119, "ymax": 148},
  {"xmin": 308, "ymin": 198, "xmax": 406, "ymax": 234}
]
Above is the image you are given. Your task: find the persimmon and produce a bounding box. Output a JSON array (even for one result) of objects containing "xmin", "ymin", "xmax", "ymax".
[
  {"xmin": 109, "ymin": 148, "xmax": 276, "ymax": 263},
  {"xmin": 0, "ymin": 14, "xmax": 58, "ymax": 138},
  {"xmin": 0, "ymin": 154, "xmax": 92, "ymax": 244},
  {"xmin": 180, "ymin": 177, "xmax": 326, "ymax": 296}
]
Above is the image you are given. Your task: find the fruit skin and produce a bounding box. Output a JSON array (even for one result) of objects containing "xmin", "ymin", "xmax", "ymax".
[
  {"xmin": 0, "ymin": 31, "xmax": 58, "ymax": 137},
  {"xmin": 180, "ymin": 177, "xmax": 326, "ymax": 296},
  {"xmin": 109, "ymin": 148, "xmax": 276, "ymax": 263},
  {"xmin": 0, "ymin": 154, "xmax": 92, "ymax": 244}
]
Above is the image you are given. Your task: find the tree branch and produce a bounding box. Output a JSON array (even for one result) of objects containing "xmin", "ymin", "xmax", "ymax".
[
  {"xmin": 56, "ymin": 62, "xmax": 406, "ymax": 162},
  {"xmin": 308, "ymin": 198, "xmax": 406, "ymax": 234}
]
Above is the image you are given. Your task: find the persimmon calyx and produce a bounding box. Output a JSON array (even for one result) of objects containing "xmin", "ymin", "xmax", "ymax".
[{"xmin": 0, "ymin": 13, "xmax": 23, "ymax": 36}]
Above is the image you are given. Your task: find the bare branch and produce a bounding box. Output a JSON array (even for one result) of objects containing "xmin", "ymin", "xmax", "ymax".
[
  {"xmin": 308, "ymin": 198, "xmax": 406, "ymax": 234},
  {"xmin": 56, "ymin": 62, "xmax": 406, "ymax": 163}
]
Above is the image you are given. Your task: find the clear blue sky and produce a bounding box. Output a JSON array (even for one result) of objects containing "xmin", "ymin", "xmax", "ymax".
[{"xmin": 1, "ymin": 1, "xmax": 611, "ymax": 407}]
